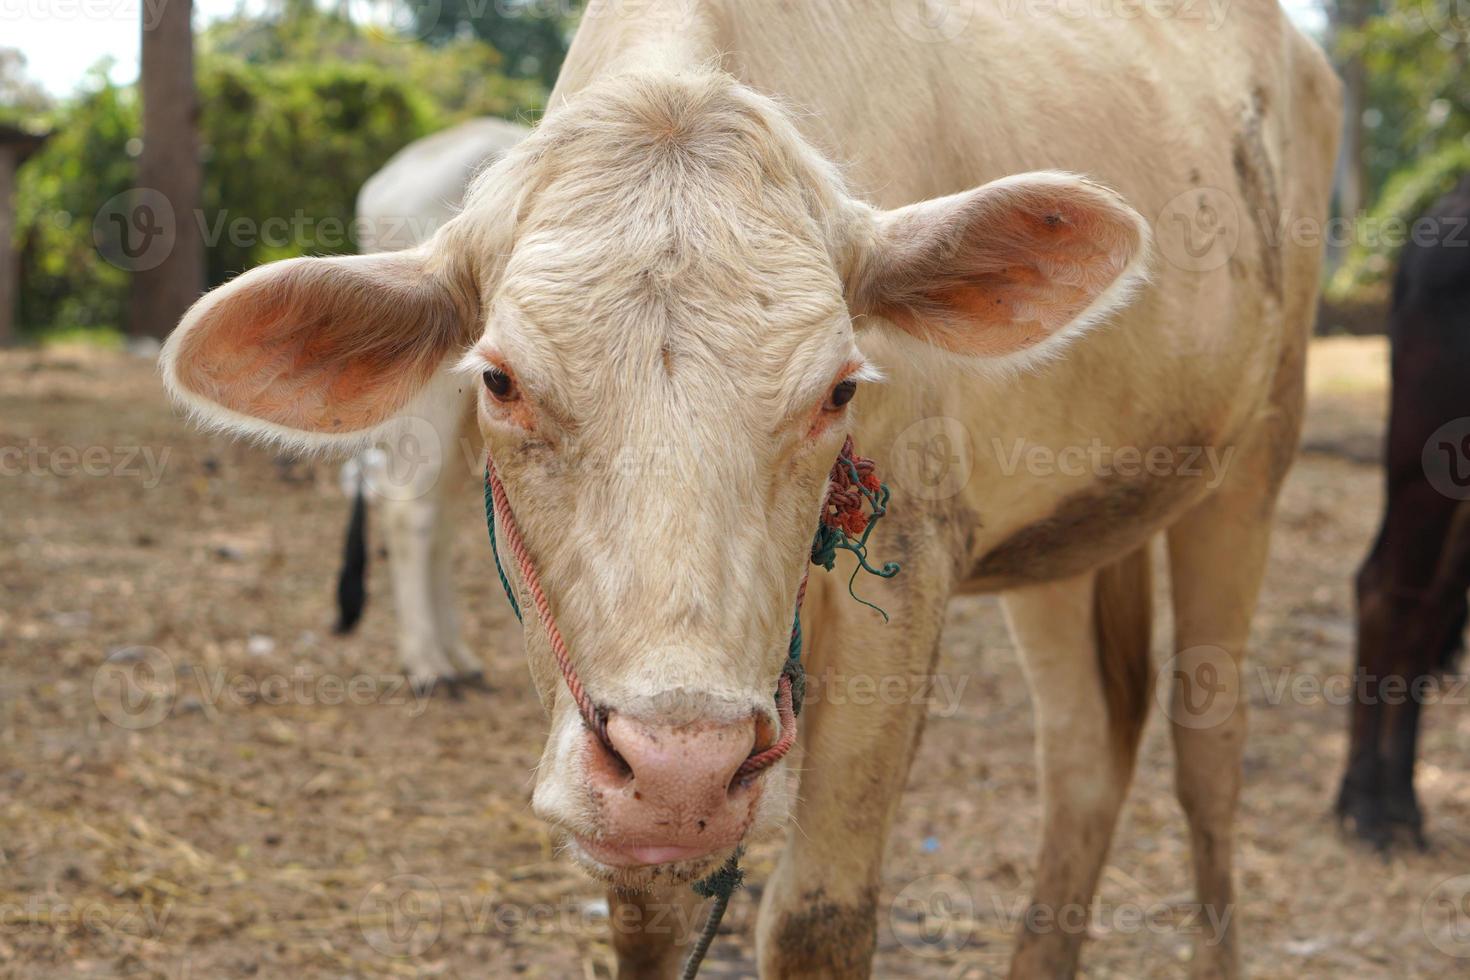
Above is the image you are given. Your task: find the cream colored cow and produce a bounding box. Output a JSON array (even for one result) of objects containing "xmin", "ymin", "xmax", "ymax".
[{"xmin": 161, "ymin": 2, "xmax": 1340, "ymax": 976}]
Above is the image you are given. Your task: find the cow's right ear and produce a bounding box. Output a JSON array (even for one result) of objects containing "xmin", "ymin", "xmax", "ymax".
[
  {"xmin": 844, "ymin": 172, "xmax": 1150, "ymax": 365},
  {"xmin": 160, "ymin": 246, "xmax": 479, "ymax": 450}
]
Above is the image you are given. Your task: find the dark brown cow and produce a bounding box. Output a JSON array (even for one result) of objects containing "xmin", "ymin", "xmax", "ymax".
[{"xmin": 1337, "ymin": 174, "xmax": 1470, "ymax": 849}]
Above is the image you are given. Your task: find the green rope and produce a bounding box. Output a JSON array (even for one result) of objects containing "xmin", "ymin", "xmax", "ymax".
[
  {"xmin": 785, "ymin": 609, "xmax": 806, "ymax": 717},
  {"xmin": 680, "ymin": 850, "xmax": 745, "ymax": 979},
  {"xmin": 484, "ymin": 463, "xmax": 522, "ymax": 623},
  {"xmin": 678, "ymin": 608, "xmax": 808, "ymax": 977}
]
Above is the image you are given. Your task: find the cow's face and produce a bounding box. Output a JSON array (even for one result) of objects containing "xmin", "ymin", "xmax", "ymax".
[{"xmin": 162, "ymin": 70, "xmax": 1149, "ymax": 888}]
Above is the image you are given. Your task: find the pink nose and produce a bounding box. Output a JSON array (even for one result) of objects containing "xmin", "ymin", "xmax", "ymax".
[{"xmin": 579, "ymin": 713, "xmax": 760, "ymax": 867}]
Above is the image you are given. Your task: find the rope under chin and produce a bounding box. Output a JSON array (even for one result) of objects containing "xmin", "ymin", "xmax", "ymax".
[{"xmin": 482, "ymin": 435, "xmax": 897, "ymax": 977}]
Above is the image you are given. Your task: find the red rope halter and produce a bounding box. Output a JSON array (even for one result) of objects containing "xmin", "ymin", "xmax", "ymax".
[{"xmin": 485, "ymin": 456, "xmax": 801, "ymax": 778}]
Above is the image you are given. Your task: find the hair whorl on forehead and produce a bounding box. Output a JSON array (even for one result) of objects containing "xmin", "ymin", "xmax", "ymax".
[{"xmin": 461, "ymin": 68, "xmax": 856, "ymax": 255}]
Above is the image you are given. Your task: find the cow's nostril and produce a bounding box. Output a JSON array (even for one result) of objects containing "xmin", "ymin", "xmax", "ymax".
[
  {"xmin": 586, "ymin": 724, "xmax": 633, "ymax": 784},
  {"xmin": 752, "ymin": 710, "xmax": 777, "ymax": 758},
  {"xmin": 600, "ymin": 713, "xmax": 758, "ymax": 803}
]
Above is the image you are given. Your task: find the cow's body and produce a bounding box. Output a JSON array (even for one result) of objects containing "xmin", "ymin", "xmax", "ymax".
[
  {"xmin": 553, "ymin": 5, "xmax": 1331, "ymax": 578},
  {"xmin": 161, "ymin": 3, "xmax": 1339, "ymax": 976},
  {"xmin": 1337, "ymin": 175, "xmax": 1470, "ymax": 850},
  {"xmin": 343, "ymin": 118, "xmax": 527, "ymax": 686},
  {"xmin": 358, "ymin": 117, "xmax": 529, "ymax": 253}
]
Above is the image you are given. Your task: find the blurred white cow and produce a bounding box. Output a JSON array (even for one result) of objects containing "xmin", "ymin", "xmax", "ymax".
[{"xmin": 336, "ymin": 117, "xmax": 529, "ymax": 689}]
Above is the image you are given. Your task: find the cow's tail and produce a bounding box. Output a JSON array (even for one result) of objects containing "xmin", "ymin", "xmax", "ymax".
[
  {"xmin": 1093, "ymin": 545, "xmax": 1153, "ymax": 762},
  {"xmin": 335, "ymin": 468, "xmax": 369, "ymax": 635}
]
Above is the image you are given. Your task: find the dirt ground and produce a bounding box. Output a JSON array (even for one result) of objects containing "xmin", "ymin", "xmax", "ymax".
[{"xmin": 3, "ymin": 336, "xmax": 1468, "ymax": 979}]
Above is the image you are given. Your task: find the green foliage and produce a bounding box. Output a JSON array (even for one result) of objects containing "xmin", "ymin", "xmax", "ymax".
[
  {"xmin": 1328, "ymin": 137, "xmax": 1470, "ymax": 299},
  {"xmin": 195, "ymin": 58, "xmax": 435, "ymax": 282},
  {"xmin": 414, "ymin": 0, "xmax": 573, "ymax": 88},
  {"xmin": 1324, "ymin": 1, "xmax": 1470, "ymax": 302},
  {"xmin": 201, "ymin": 6, "xmax": 545, "ymax": 122},
  {"xmin": 1338, "ymin": 1, "xmax": 1470, "ymax": 197},
  {"xmin": 40, "ymin": 325, "xmax": 126, "ymax": 350},
  {"xmin": 9, "ymin": 5, "xmax": 545, "ymax": 338},
  {"xmin": 14, "ymin": 78, "xmax": 137, "ymax": 335}
]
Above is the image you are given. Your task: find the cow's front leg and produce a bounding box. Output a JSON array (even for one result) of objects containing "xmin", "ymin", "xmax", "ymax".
[
  {"xmin": 756, "ymin": 574, "xmax": 943, "ymax": 978},
  {"xmin": 1003, "ymin": 553, "xmax": 1151, "ymax": 979},
  {"xmin": 1164, "ymin": 430, "xmax": 1294, "ymax": 980},
  {"xmin": 606, "ymin": 883, "xmax": 705, "ymax": 978}
]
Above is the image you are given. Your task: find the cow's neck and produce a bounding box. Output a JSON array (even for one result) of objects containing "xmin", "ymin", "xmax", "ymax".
[{"xmin": 549, "ymin": 2, "xmax": 728, "ymax": 109}]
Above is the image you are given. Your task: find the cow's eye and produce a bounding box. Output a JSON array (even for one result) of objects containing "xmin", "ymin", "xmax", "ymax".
[
  {"xmin": 826, "ymin": 379, "xmax": 858, "ymax": 411},
  {"xmin": 482, "ymin": 367, "xmax": 516, "ymax": 401}
]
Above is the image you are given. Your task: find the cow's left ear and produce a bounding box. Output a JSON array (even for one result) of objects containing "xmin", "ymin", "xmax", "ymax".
[
  {"xmin": 160, "ymin": 245, "xmax": 478, "ymax": 450},
  {"xmin": 845, "ymin": 172, "xmax": 1150, "ymax": 360}
]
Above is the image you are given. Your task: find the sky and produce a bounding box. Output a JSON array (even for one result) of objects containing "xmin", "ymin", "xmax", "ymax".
[
  {"xmin": 8, "ymin": 0, "xmax": 1328, "ymax": 99},
  {"xmin": 6, "ymin": 0, "xmax": 266, "ymax": 96}
]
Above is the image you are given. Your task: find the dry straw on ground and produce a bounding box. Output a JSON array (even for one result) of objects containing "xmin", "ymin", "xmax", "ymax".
[{"xmin": 2, "ymin": 337, "xmax": 1467, "ymax": 977}]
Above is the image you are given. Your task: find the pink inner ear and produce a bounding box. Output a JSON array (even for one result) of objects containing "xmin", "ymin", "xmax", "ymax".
[
  {"xmin": 864, "ymin": 183, "xmax": 1142, "ymax": 358},
  {"xmin": 172, "ymin": 256, "xmax": 469, "ymax": 433}
]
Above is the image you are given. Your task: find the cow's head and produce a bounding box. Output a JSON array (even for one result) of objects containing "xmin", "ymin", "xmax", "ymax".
[{"xmin": 162, "ymin": 70, "xmax": 1149, "ymax": 887}]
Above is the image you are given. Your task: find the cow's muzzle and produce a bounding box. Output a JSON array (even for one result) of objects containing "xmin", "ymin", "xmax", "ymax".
[{"xmin": 573, "ymin": 711, "xmax": 765, "ymax": 868}]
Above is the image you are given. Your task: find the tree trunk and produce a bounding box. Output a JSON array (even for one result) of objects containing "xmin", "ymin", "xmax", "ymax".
[
  {"xmin": 1328, "ymin": 0, "xmax": 1374, "ymax": 218},
  {"xmin": 1336, "ymin": 48, "xmax": 1368, "ymax": 222},
  {"xmin": 130, "ymin": 0, "xmax": 203, "ymax": 340}
]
